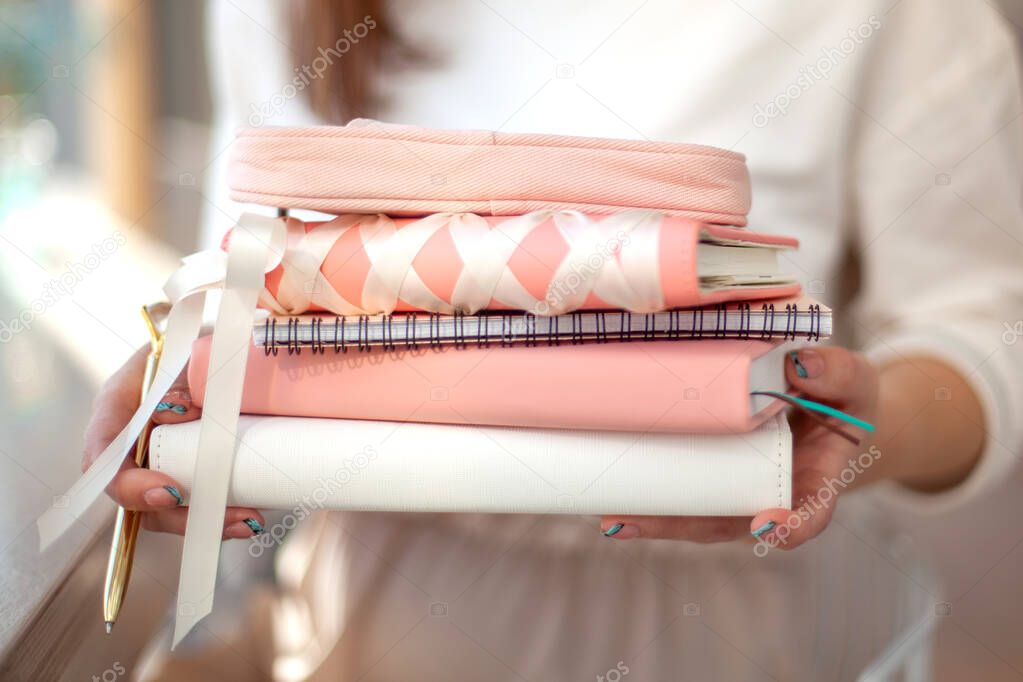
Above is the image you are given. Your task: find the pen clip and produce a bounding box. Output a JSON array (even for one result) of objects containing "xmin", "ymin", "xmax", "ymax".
[{"xmin": 141, "ymin": 302, "xmax": 168, "ymax": 353}]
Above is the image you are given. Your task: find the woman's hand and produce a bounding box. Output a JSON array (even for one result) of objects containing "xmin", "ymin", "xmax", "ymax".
[
  {"xmin": 599, "ymin": 346, "xmax": 879, "ymax": 550},
  {"xmin": 82, "ymin": 347, "xmax": 266, "ymax": 539}
]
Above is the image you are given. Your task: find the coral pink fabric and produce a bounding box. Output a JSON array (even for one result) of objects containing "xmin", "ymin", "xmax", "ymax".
[
  {"xmin": 189, "ymin": 337, "xmax": 784, "ymax": 434},
  {"xmin": 228, "ymin": 120, "xmax": 752, "ymax": 223},
  {"xmin": 223, "ymin": 214, "xmax": 799, "ymax": 315}
]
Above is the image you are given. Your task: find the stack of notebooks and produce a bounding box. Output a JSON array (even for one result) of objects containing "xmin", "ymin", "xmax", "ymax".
[{"xmin": 143, "ymin": 121, "xmax": 839, "ymax": 519}]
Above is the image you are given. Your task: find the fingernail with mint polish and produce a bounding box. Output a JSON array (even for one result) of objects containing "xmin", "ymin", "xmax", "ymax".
[
  {"xmin": 603, "ymin": 523, "xmax": 639, "ymax": 539},
  {"xmin": 751, "ymin": 520, "xmax": 776, "ymax": 538},
  {"xmin": 143, "ymin": 486, "xmax": 182, "ymax": 508},
  {"xmin": 156, "ymin": 401, "xmax": 187, "ymax": 415},
  {"xmin": 163, "ymin": 485, "xmax": 183, "ymax": 506},
  {"xmin": 789, "ymin": 351, "xmax": 808, "ymax": 378},
  {"xmin": 243, "ymin": 518, "xmax": 264, "ymax": 536},
  {"xmin": 791, "ymin": 349, "xmax": 823, "ymax": 379}
]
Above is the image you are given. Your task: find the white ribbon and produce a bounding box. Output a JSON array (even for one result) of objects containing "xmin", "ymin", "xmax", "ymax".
[
  {"xmin": 173, "ymin": 214, "xmax": 278, "ymax": 646},
  {"xmin": 37, "ymin": 212, "xmax": 285, "ymax": 644}
]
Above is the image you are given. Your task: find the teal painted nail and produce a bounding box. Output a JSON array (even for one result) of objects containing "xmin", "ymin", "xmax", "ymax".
[
  {"xmin": 163, "ymin": 485, "xmax": 184, "ymax": 506},
  {"xmin": 243, "ymin": 518, "xmax": 264, "ymax": 535},
  {"xmin": 603, "ymin": 523, "xmax": 625, "ymax": 537},
  {"xmin": 789, "ymin": 351, "xmax": 808, "ymax": 379},
  {"xmin": 156, "ymin": 402, "xmax": 187, "ymax": 415},
  {"xmin": 751, "ymin": 521, "xmax": 776, "ymax": 538}
]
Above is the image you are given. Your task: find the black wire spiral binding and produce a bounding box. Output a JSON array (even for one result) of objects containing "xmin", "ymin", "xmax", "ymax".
[
  {"xmin": 500, "ymin": 314, "xmax": 515, "ymax": 347},
  {"xmin": 259, "ymin": 302, "xmax": 824, "ymax": 353},
  {"xmin": 475, "ymin": 312, "xmax": 488, "ymax": 349},
  {"xmin": 809, "ymin": 304, "xmax": 821, "ymax": 341},
  {"xmin": 691, "ymin": 307, "xmax": 703, "ymax": 339},
  {"xmin": 595, "ymin": 312, "xmax": 608, "ymax": 343},
  {"xmin": 428, "ymin": 313, "xmax": 441, "ymax": 349},
  {"xmin": 760, "ymin": 304, "xmax": 775, "ymax": 340},
  {"xmin": 406, "ymin": 313, "xmax": 417, "ymax": 350},
  {"xmin": 524, "ymin": 314, "xmax": 537, "ymax": 347},
  {"xmin": 287, "ymin": 317, "xmax": 301, "ymax": 355},
  {"xmin": 264, "ymin": 318, "xmax": 278, "ymax": 356},
  {"xmin": 311, "ymin": 316, "xmax": 325, "ymax": 354},
  {"xmin": 714, "ymin": 304, "xmax": 727, "ymax": 339},
  {"xmin": 453, "ymin": 311, "xmax": 466, "ymax": 349},
  {"xmin": 786, "ymin": 304, "xmax": 799, "ymax": 341},
  {"xmin": 382, "ymin": 314, "xmax": 395, "ymax": 352},
  {"xmin": 571, "ymin": 312, "xmax": 584, "ymax": 345},
  {"xmin": 360, "ymin": 316, "xmax": 372, "ymax": 351},
  {"xmin": 738, "ymin": 303, "xmax": 751, "ymax": 339},
  {"xmin": 333, "ymin": 316, "xmax": 347, "ymax": 353}
]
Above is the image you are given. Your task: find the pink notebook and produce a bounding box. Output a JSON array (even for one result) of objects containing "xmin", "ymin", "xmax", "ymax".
[
  {"xmin": 188, "ymin": 337, "xmax": 789, "ymax": 434},
  {"xmin": 226, "ymin": 213, "xmax": 801, "ymax": 317}
]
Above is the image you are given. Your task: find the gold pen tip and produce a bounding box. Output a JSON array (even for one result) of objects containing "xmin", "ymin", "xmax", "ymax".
[{"xmin": 105, "ymin": 622, "xmax": 114, "ymax": 635}]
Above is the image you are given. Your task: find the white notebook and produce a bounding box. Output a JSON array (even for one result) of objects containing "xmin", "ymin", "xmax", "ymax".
[{"xmin": 150, "ymin": 415, "xmax": 792, "ymax": 516}]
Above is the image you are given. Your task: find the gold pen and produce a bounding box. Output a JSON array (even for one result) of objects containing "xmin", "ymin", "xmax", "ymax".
[{"xmin": 102, "ymin": 304, "xmax": 165, "ymax": 633}]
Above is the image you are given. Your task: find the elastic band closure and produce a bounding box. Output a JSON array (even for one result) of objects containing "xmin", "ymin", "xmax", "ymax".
[{"xmin": 753, "ymin": 390, "xmax": 874, "ymax": 431}]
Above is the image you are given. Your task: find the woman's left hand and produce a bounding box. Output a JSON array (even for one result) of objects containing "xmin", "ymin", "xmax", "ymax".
[{"xmin": 599, "ymin": 346, "xmax": 880, "ymax": 550}]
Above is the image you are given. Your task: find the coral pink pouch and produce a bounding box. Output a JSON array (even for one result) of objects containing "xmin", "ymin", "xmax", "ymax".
[{"xmin": 229, "ymin": 119, "xmax": 752, "ymax": 224}]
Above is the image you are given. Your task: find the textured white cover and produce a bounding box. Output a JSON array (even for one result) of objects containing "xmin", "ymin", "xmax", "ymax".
[{"xmin": 151, "ymin": 415, "xmax": 791, "ymax": 516}]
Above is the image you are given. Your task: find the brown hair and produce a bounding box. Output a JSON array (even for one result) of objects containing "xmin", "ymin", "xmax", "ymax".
[{"xmin": 290, "ymin": 0, "xmax": 417, "ymax": 123}]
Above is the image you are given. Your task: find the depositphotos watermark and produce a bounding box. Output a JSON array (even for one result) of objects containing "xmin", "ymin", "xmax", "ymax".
[
  {"xmin": 91, "ymin": 661, "xmax": 126, "ymax": 682},
  {"xmin": 752, "ymin": 15, "xmax": 882, "ymax": 128},
  {"xmin": 0, "ymin": 231, "xmax": 126, "ymax": 344},
  {"xmin": 1002, "ymin": 320, "xmax": 1023, "ymax": 345},
  {"xmin": 247, "ymin": 445, "xmax": 378, "ymax": 556},
  {"xmin": 754, "ymin": 445, "xmax": 882, "ymax": 557},
  {"xmin": 532, "ymin": 229, "xmax": 632, "ymax": 316},
  {"xmin": 596, "ymin": 660, "xmax": 630, "ymax": 682},
  {"xmin": 248, "ymin": 15, "xmax": 377, "ymax": 126}
]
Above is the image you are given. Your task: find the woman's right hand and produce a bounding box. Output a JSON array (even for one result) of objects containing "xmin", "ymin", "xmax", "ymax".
[{"xmin": 82, "ymin": 346, "xmax": 266, "ymax": 539}]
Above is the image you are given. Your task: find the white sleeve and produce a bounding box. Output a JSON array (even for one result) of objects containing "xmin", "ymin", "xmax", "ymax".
[
  {"xmin": 201, "ymin": 0, "xmax": 320, "ymax": 249},
  {"xmin": 849, "ymin": 0, "xmax": 1023, "ymax": 512}
]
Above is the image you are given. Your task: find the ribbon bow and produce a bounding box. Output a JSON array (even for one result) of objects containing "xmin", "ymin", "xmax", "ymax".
[{"xmin": 38, "ymin": 213, "xmax": 285, "ymax": 646}]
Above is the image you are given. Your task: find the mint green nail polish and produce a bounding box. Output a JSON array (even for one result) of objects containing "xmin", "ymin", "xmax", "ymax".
[
  {"xmin": 243, "ymin": 518, "xmax": 264, "ymax": 535},
  {"xmin": 163, "ymin": 485, "xmax": 183, "ymax": 506},
  {"xmin": 751, "ymin": 521, "xmax": 776, "ymax": 538},
  {"xmin": 789, "ymin": 351, "xmax": 808, "ymax": 379},
  {"xmin": 156, "ymin": 402, "xmax": 187, "ymax": 415},
  {"xmin": 603, "ymin": 523, "xmax": 625, "ymax": 537}
]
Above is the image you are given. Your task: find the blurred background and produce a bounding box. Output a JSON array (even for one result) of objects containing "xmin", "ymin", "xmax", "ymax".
[
  {"xmin": 0, "ymin": 1, "xmax": 1022, "ymax": 680},
  {"xmin": 0, "ymin": 2, "xmax": 246, "ymax": 680}
]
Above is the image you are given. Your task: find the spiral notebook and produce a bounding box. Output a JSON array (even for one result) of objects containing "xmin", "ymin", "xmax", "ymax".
[{"xmin": 253, "ymin": 296, "xmax": 829, "ymax": 353}]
